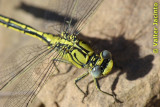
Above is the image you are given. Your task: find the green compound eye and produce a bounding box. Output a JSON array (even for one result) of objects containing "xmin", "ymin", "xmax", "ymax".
[
  {"xmin": 102, "ymin": 50, "xmax": 111, "ymax": 59},
  {"xmin": 91, "ymin": 66, "xmax": 102, "ymax": 78}
]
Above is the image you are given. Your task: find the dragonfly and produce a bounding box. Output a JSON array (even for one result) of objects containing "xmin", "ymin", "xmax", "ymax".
[{"xmin": 0, "ymin": 0, "xmax": 117, "ymax": 106}]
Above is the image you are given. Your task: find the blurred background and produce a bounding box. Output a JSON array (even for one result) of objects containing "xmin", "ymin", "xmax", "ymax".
[{"xmin": 0, "ymin": 0, "xmax": 160, "ymax": 107}]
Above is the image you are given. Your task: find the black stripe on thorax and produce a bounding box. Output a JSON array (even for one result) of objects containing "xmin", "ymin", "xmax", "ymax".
[{"xmin": 87, "ymin": 53, "xmax": 99, "ymax": 67}]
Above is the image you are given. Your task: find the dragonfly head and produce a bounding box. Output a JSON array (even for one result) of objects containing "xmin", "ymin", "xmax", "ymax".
[{"xmin": 90, "ymin": 50, "xmax": 113, "ymax": 78}]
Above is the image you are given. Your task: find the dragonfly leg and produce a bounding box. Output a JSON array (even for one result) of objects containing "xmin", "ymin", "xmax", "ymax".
[
  {"xmin": 93, "ymin": 78, "xmax": 123, "ymax": 103},
  {"xmin": 53, "ymin": 58, "xmax": 71, "ymax": 64},
  {"xmin": 52, "ymin": 58, "xmax": 72, "ymax": 73},
  {"xmin": 75, "ymin": 71, "xmax": 89, "ymax": 95}
]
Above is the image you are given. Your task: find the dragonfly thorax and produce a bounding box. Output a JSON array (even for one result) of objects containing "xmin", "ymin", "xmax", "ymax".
[{"xmin": 58, "ymin": 38, "xmax": 113, "ymax": 78}]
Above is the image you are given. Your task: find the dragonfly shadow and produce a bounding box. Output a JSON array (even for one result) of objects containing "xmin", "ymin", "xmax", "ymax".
[
  {"xmin": 15, "ymin": 2, "xmax": 77, "ymax": 26},
  {"xmin": 78, "ymin": 33, "xmax": 154, "ymax": 94},
  {"xmin": 38, "ymin": 103, "xmax": 45, "ymax": 107}
]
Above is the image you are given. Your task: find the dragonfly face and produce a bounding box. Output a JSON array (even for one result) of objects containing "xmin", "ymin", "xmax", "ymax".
[{"xmin": 90, "ymin": 50, "xmax": 113, "ymax": 78}]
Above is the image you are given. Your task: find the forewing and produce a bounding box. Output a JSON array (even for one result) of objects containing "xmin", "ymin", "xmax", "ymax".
[
  {"xmin": 45, "ymin": 0, "xmax": 103, "ymax": 35},
  {"xmin": 0, "ymin": 44, "xmax": 63, "ymax": 107}
]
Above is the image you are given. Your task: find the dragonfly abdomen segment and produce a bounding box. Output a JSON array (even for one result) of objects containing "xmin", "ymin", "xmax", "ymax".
[{"xmin": 0, "ymin": 14, "xmax": 58, "ymax": 45}]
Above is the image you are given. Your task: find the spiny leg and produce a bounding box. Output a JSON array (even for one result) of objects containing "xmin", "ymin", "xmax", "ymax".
[
  {"xmin": 75, "ymin": 72, "xmax": 89, "ymax": 96},
  {"xmin": 52, "ymin": 58, "xmax": 72, "ymax": 74},
  {"xmin": 93, "ymin": 78, "xmax": 123, "ymax": 103}
]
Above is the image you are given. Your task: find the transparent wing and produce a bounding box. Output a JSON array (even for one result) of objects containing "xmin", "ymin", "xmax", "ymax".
[
  {"xmin": 0, "ymin": 44, "xmax": 63, "ymax": 107},
  {"xmin": 45, "ymin": 0, "xmax": 103, "ymax": 35}
]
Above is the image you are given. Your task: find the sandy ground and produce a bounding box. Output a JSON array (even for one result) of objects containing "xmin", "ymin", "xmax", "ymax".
[{"xmin": 0, "ymin": 0, "xmax": 160, "ymax": 107}]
